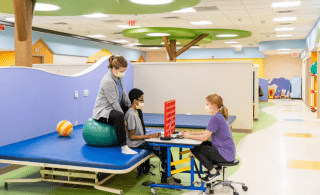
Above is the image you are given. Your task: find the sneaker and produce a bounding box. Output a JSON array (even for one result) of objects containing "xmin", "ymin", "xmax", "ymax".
[
  {"xmin": 201, "ymin": 171, "xmax": 220, "ymax": 183},
  {"xmin": 167, "ymin": 177, "xmax": 182, "ymax": 186}
]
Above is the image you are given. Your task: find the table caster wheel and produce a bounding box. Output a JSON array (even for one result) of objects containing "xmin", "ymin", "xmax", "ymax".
[
  {"xmin": 151, "ymin": 188, "xmax": 157, "ymax": 195},
  {"xmin": 242, "ymin": 185, "xmax": 248, "ymax": 191},
  {"xmin": 5, "ymin": 183, "xmax": 8, "ymax": 191},
  {"xmin": 233, "ymin": 192, "xmax": 239, "ymax": 195}
]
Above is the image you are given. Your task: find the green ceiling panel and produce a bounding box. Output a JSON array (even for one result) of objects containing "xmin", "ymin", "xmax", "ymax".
[
  {"xmin": 123, "ymin": 27, "xmax": 252, "ymax": 45},
  {"xmin": 138, "ymin": 36, "xmax": 212, "ymax": 45},
  {"xmin": 0, "ymin": 0, "xmax": 201, "ymax": 15}
]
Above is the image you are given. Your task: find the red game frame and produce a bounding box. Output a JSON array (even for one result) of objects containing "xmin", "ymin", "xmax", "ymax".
[{"xmin": 164, "ymin": 100, "xmax": 176, "ymax": 137}]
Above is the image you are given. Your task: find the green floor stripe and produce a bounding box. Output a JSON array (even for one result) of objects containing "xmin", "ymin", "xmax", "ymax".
[{"xmin": 0, "ymin": 102, "xmax": 276, "ymax": 194}]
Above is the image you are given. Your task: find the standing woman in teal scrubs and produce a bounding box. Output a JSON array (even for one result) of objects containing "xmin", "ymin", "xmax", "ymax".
[{"xmin": 93, "ymin": 55, "xmax": 137, "ymax": 155}]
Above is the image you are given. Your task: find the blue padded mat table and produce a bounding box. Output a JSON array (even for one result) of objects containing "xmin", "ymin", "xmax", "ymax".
[
  {"xmin": 143, "ymin": 113, "xmax": 236, "ymax": 129},
  {"xmin": 0, "ymin": 125, "xmax": 152, "ymax": 171}
]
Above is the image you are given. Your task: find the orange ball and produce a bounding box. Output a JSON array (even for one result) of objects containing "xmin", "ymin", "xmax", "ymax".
[{"xmin": 57, "ymin": 120, "xmax": 73, "ymax": 136}]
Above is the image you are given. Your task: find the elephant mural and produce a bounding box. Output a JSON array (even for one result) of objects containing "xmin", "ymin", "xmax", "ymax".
[{"xmin": 268, "ymin": 77, "xmax": 291, "ymax": 97}]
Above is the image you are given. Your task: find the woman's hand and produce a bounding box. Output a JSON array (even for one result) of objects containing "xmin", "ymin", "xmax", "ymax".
[
  {"xmin": 181, "ymin": 130, "xmax": 190, "ymax": 139},
  {"xmin": 150, "ymin": 133, "xmax": 161, "ymax": 138}
]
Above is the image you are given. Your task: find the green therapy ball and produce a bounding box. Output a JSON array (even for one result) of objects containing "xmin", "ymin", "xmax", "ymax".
[
  {"xmin": 311, "ymin": 61, "xmax": 317, "ymax": 74},
  {"xmin": 82, "ymin": 118, "xmax": 119, "ymax": 147}
]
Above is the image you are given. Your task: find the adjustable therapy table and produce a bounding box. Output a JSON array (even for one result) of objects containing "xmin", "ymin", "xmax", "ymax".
[
  {"xmin": 143, "ymin": 114, "xmax": 237, "ymax": 194},
  {"xmin": 0, "ymin": 126, "xmax": 153, "ymax": 194}
]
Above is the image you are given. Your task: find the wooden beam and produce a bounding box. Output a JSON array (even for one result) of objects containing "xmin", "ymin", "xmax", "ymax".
[
  {"xmin": 175, "ymin": 34, "xmax": 208, "ymax": 57},
  {"xmin": 170, "ymin": 40, "xmax": 177, "ymax": 62},
  {"xmin": 14, "ymin": 0, "xmax": 36, "ymax": 67},
  {"xmin": 163, "ymin": 36, "xmax": 174, "ymax": 61}
]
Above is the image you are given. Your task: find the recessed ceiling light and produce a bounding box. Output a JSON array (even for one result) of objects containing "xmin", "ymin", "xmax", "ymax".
[
  {"xmin": 225, "ymin": 41, "xmax": 238, "ymax": 44},
  {"xmin": 272, "ymin": 1, "xmax": 300, "ymax": 8},
  {"xmin": 35, "ymin": 3, "xmax": 61, "ymax": 11},
  {"xmin": 190, "ymin": 21, "xmax": 212, "ymax": 25},
  {"xmin": 83, "ymin": 13, "xmax": 108, "ymax": 18},
  {"xmin": 276, "ymin": 34, "xmax": 292, "ymax": 37},
  {"xmin": 274, "ymin": 17, "xmax": 297, "ymax": 22},
  {"xmin": 277, "ymin": 49, "xmax": 291, "ymax": 51},
  {"xmin": 278, "ymin": 52, "xmax": 290, "ymax": 54},
  {"xmin": 275, "ymin": 27, "xmax": 294, "ymax": 31},
  {"xmin": 149, "ymin": 47, "xmax": 161, "ymax": 49},
  {"xmin": 114, "ymin": 40, "xmax": 129, "ymax": 43},
  {"xmin": 161, "ymin": 42, "xmax": 180, "ymax": 44},
  {"xmin": 127, "ymin": 43, "xmax": 142, "ymax": 46},
  {"xmin": 87, "ymin": 34, "xmax": 106, "ymax": 38},
  {"xmin": 172, "ymin": 8, "xmax": 196, "ymax": 13},
  {"xmin": 190, "ymin": 46, "xmax": 200, "ymax": 48},
  {"xmin": 146, "ymin": 33, "xmax": 170, "ymax": 37},
  {"xmin": 216, "ymin": 34, "xmax": 238, "ymax": 38},
  {"xmin": 231, "ymin": 45, "xmax": 243, "ymax": 47},
  {"xmin": 129, "ymin": 0, "xmax": 174, "ymax": 5},
  {"xmin": 5, "ymin": 17, "xmax": 14, "ymax": 22},
  {"xmin": 117, "ymin": 25, "xmax": 140, "ymax": 29}
]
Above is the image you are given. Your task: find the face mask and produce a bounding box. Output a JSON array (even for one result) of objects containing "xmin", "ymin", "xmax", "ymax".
[
  {"xmin": 205, "ymin": 105, "xmax": 213, "ymax": 114},
  {"xmin": 116, "ymin": 71, "xmax": 125, "ymax": 78},
  {"xmin": 136, "ymin": 103, "xmax": 144, "ymax": 109}
]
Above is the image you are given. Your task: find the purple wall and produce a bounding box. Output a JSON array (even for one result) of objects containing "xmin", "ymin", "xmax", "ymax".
[
  {"xmin": 259, "ymin": 78, "xmax": 268, "ymax": 101},
  {"xmin": 0, "ymin": 58, "xmax": 134, "ymax": 147}
]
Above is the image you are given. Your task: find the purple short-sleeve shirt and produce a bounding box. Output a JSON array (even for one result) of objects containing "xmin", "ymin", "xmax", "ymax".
[{"xmin": 207, "ymin": 112, "xmax": 236, "ymax": 162}]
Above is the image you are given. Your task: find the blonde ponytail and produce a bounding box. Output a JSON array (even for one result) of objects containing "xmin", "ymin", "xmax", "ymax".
[{"xmin": 206, "ymin": 94, "xmax": 229, "ymax": 121}]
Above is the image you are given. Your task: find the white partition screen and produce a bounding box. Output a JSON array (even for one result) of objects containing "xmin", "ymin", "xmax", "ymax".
[{"xmin": 134, "ymin": 61, "xmax": 253, "ymax": 131}]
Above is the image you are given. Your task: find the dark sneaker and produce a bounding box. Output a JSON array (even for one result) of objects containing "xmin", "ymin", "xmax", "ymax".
[
  {"xmin": 201, "ymin": 171, "xmax": 220, "ymax": 183},
  {"xmin": 172, "ymin": 177, "xmax": 181, "ymax": 184},
  {"xmin": 167, "ymin": 177, "xmax": 182, "ymax": 186}
]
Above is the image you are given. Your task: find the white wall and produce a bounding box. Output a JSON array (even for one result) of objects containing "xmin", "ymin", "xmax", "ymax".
[
  {"xmin": 134, "ymin": 61, "xmax": 253, "ymax": 131},
  {"xmin": 53, "ymin": 54, "xmax": 88, "ymax": 64}
]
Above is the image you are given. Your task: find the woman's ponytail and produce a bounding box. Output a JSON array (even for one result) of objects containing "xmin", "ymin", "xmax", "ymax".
[{"xmin": 220, "ymin": 105, "xmax": 229, "ymax": 121}]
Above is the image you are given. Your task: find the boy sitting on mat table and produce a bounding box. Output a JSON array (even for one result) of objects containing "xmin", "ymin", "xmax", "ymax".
[{"xmin": 125, "ymin": 88, "xmax": 181, "ymax": 185}]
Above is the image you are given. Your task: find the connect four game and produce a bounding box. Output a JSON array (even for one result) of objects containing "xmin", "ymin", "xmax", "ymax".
[{"xmin": 164, "ymin": 99, "xmax": 176, "ymax": 137}]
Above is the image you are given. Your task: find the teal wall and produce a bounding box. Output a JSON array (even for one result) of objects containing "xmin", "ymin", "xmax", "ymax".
[{"xmin": 0, "ymin": 27, "xmax": 146, "ymax": 61}]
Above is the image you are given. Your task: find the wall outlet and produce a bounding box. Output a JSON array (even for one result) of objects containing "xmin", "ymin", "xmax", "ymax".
[
  {"xmin": 84, "ymin": 90, "xmax": 89, "ymax": 97},
  {"xmin": 75, "ymin": 121, "xmax": 78, "ymax": 126},
  {"xmin": 75, "ymin": 91, "xmax": 78, "ymax": 98}
]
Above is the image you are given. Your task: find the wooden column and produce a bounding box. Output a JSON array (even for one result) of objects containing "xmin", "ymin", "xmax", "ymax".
[
  {"xmin": 169, "ymin": 40, "xmax": 176, "ymax": 62},
  {"xmin": 14, "ymin": 0, "xmax": 36, "ymax": 67}
]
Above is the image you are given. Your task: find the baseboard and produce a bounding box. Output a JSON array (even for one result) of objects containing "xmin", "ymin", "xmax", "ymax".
[
  {"xmin": 260, "ymin": 100, "xmax": 268, "ymax": 102},
  {"xmin": 0, "ymin": 165, "xmax": 25, "ymax": 176},
  {"xmin": 231, "ymin": 129, "xmax": 252, "ymax": 133},
  {"xmin": 253, "ymin": 118, "xmax": 259, "ymax": 122}
]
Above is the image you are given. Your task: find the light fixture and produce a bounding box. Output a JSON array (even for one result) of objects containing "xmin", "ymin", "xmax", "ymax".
[
  {"xmin": 276, "ymin": 34, "xmax": 292, "ymax": 37},
  {"xmin": 114, "ymin": 40, "xmax": 129, "ymax": 43},
  {"xmin": 146, "ymin": 33, "xmax": 170, "ymax": 37},
  {"xmin": 190, "ymin": 21, "xmax": 212, "ymax": 25},
  {"xmin": 117, "ymin": 25, "xmax": 140, "ymax": 29},
  {"xmin": 190, "ymin": 46, "xmax": 200, "ymax": 48},
  {"xmin": 172, "ymin": 8, "xmax": 196, "ymax": 13},
  {"xmin": 87, "ymin": 34, "xmax": 106, "ymax": 38},
  {"xmin": 272, "ymin": 1, "xmax": 300, "ymax": 8},
  {"xmin": 149, "ymin": 47, "xmax": 161, "ymax": 49},
  {"xmin": 277, "ymin": 49, "xmax": 291, "ymax": 51},
  {"xmin": 225, "ymin": 41, "xmax": 238, "ymax": 44},
  {"xmin": 275, "ymin": 27, "xmax": 294, "ymax": 31},
  {"xmin": 216, "ymin": 34, "xmax": 238, "ymax": 38},
  {"xmin": 274, "ymin": 17, "xmax": 297, "ymax": 22},
  {"xmin": 278, "ymin": 52, "xmax": 290, "ymax": 54},
  {"xmin": 161, "ymin": 42, "xmax": 180, "ymax": 44},
  {"xmin": 5, "ymin": 17, "xmax": 14, "ymax": 22},
  {"xmin": 83, "ymin": 13, "xmax": 108, "ymax": 18},
  {"xmin": 35, "ymin": 3, "xmax": 61, "ymax": 11},
  {"xmin": 127, "ymin": 43, "xmax": 142, "ymax": 46},
  {"xmin": 231, "ymin": 45, "xmax": 243, "ymax": 47},
  {"xmin": 129, "ymin": 0, "xmax": 174, "ymax": 5}
]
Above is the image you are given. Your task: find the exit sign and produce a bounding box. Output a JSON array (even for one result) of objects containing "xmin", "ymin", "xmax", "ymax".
[{"xmin": 0, "ymin": 25, "xmax": 4, "ymax": 31}]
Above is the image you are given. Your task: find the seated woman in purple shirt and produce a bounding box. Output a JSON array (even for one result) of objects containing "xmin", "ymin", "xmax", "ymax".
[{"xmin": 181, "ymin": 94, "xmax": 236, "ymax": 183}]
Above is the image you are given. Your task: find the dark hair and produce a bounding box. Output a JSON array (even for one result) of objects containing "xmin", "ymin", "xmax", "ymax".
[
  {"xmin": 108, "ymin": 55, "xmax": 128, "ymax": 69},
  {"xmin": 129, "ymin": 88, "xmax": 144, "ymax": 104}
]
